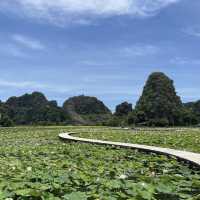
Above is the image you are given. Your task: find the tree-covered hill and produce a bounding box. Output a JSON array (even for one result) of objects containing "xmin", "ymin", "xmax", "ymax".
[
  {"xmin": 184, "ymin": 101, "xmax": 200, "ymax": 124},
  {"xmin": 63, "ymin": 95, "xmax": 112, "ymax": 125},
  {"xmin": 0, "ymin": 93, "xmax": 112, "ymax": 126},
  {"xmin": 0, "ymin": 72, "xmax": 199, "ymax": 127},
  {"xmin": 115, "ymin": 102, "xmax": 133, "ymax": 117},
  {"xmin": 5, "ymin": 92, "xmax": 67, "ymax": 125},
  {"xmin": 134, "ymin": 72, "xmax": 183, "ymax": 126}
]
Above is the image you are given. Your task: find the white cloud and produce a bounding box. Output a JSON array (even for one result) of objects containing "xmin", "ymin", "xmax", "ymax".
[
  {"xmin": 0, "ymin": 80, "xmax": 64, "ymax": 92},
  {"xmin": 0, "ymin": 80, "xmax": 49, "ymax": 90},
  {"xmin": 0, "ymin": 79, "xmax": 80, "ymax": 93},
  {"xmin": 0, "ymin": 0, "xmax": 180, "ymax": 25},
  {"xmin": 12, "ymin": 34, "xmax": 45, "ymax": 50},
  {"xmin": 183, "ymin": 26, "xmax": 200, "ymax": 38},
  {"xmin": 82, "ymin": 74, "xmax": 132, "ymax": 83},
  {"xmin": 170, "ymin": 57, "xmax": 200, "ymax": 65},
  {"xmin": 120, "ymin": 44, "xmax": 159, "ymax": 56},
  {"xmin": 0, "ymin": 34, "xmax": 45, "ymax": 58},
  {"xmin": 0, "ymin": 78, "xmax": 141, "ymax": 97},
  {"xmin": 4, "ymin": 44, "xmax": 28, "ymax": 58}
]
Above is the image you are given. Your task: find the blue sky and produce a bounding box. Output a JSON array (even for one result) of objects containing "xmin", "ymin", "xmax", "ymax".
[{"xmin": 0, "ymin": 0, "xmax": 200, "ymax": 111}]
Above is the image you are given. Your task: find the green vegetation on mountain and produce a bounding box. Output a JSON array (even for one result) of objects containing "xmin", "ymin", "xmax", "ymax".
[
  {"xmin": 115, "ymin": 102, "xmax": 133, "ymax": 117},
  {"xmin": 0, "ymin": 72, "xmax": 199, "ymax": 127},
  {"xmin": 134, "ymin": 72, "xmax": 183, "ymax": 126},
  {"xmin": 0, "ymin": 101, "xmax": 13, "ymax": 127},
  {"xmin": 184, "ymin": 101, "xmax": 200, "ymax": 124},
  {"xmin": 106, "ymin": 102, "xmax": 133, "ymax": 127},
  {"xmin": 63, "ymin": 95, "xmax": 111, "ymax": 125},
  {"xmin": 5, "ymin": 92, "xmax": 67, "ymax": 125}
]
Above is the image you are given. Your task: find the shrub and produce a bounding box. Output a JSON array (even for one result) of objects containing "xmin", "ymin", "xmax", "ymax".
[{"xmin": 0, "ymin": 114, "xmax": 13, "ymax": 127}]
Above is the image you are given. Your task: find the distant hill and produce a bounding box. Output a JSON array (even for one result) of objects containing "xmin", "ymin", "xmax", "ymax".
[
  {"xmin": 0, "ymin": 92, "xmax": 112, "ymax": 126},
  {"xmin": 115, "ymin": 102, "xmax": 133, "ymax": 117},
  {"xmin": 0, "ymin": 71, "xmax": 199, "ymax": 127},
  {"xmin": 5, "ymin": 92, "xmax": 67, "ymax": 125},
  {"xmin": 63, "ymin": 95, "xmax": 112, "ymax": 125},
  {"xmin": 135, "ymin": 72, "xmax": 183, "ymax": 126},
  {"xmin": 184, "ymin": 101, "xmax": 200, "ymax": 124}
]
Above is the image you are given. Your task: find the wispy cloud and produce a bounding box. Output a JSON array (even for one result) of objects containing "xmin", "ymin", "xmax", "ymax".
[
  {"xmin": 183, "ymin": 26, "xmax": 200, "ymax": 38},
  {"xmin": 82, "ymin": 74, "xmax": 135, "ymax": 83},
  {"xmin": 0, "ymin": 0, "xmax": 181, "ymax": 25},
  {"xmin": 12, "ymin": 34, "xmax": 45, "ymax": 50},
  {"xmin": 0, "ymin": 34, "xmax": 45, "ymax": 58},
  {"xmin": 3, "ymin": 44, "xmax": 28, "ymax": 58},
  {"xmin": 0, "ymin": 80, "xmax": 50, "ymax": 90},
  {"xmin": 120, "ymin": 44, "xmax": 159, "ymax": 57},
  {"xmin": 0, "ymin": 79, "xmax": 80, "ymax": 93},
  {"xmin": 170, "ymin": 57, "xmax": 200, "ymax": 65},
  {"xmin": 0, "ymin": 78, "xmax": 140, "ymax": 97}
]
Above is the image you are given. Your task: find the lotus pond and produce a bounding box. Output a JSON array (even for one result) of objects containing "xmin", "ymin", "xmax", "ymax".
[
  {"xmin": 76, "ymin": 127, "xmax": 200, "ymax": 153},
  {"xmin": 0, "ymin": 126, "xmax": 199, "ymax": 200}
]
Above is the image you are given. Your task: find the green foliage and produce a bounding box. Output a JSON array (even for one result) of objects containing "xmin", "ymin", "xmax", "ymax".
[
  {"xmin": 0, "ymin": 93, "xmax": 112, "ymax": 126},
  {"xmin": 0, "ymin": 101, "xmax": 13, "ymax": 127},
  {"xmin": 115, "ymin": 102, "xmax": 133, "ymax": 117},
  {"xmin": 181, "ymin": 107, "xmax": 198, "ymax": 126},
  {"xmin": 63, "ymin": 95, "xmax": 111, "ymax": 125},
  {"xmin": 6, "ymin": 91, "xmax": 68, "ymax": 125},
  {"xmin": 106, "ymin": 102, "xmax": 134, "ymax": 127},
  {"xmin": 135, "ymin": 72, "xmax": 183, "ymax": 126},
  {"xmin": 0, "ymin": 126, "xmax": 199, "ymax": 200},
  {"xmin": 127, "ymin": 111, "xmax": 136, "ymax": 125},
  {"xmin": 106, "ymin": 116, "xmax": 123, "ymax": 127},
  {"xmin": 0, "ymin": 71, "xmax": 200, "ymax": 127},
  {"xmin": 77, "ymin": 127, "xmax": 200, "ymax": 153},
  {"xmin": 63, "ymin": 95, "xmax": 111, "ymax": 115},
  {"xmin": 184, "ymin": 101, "xmax": 200, "ymax": 125},
  {"xmin": 148, "ymin": 118, "xmax": 169, "ymax": 127},
  {"xmin": 0, "ymin": 114, "xmax": 13, "ymax": 127}
]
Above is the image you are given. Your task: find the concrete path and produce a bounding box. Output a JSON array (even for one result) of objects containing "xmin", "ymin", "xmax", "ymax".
[{"xmin": 59, "ymin": 132, "xmax": 200, "ymax": 168}]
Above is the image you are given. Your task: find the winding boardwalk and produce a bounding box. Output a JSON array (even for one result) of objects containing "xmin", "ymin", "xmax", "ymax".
[{"xmin": 59, "ymin": 132, "xmax": 200, "ymax": 168}]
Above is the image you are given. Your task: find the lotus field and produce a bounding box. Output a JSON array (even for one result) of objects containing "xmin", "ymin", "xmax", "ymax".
[{"xmin": 0, "ymin": 126, "xmax": 200, "ymax": 200}]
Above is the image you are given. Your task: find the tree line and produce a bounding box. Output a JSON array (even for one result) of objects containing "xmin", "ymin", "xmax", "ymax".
[{"xmin": 0, "ymin": 72, "xmax": 199, "ymax": 127}]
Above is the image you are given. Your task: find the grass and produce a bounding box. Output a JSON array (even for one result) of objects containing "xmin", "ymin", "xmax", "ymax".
[{"xmin": 0, "ymin": 126, "xmax": 199, "ymax": 199}]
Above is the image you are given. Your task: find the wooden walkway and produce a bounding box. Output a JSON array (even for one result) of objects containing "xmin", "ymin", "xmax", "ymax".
[{"xmin": 59, "ymin": 132, "xmax": 200, "ymax": 168}]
